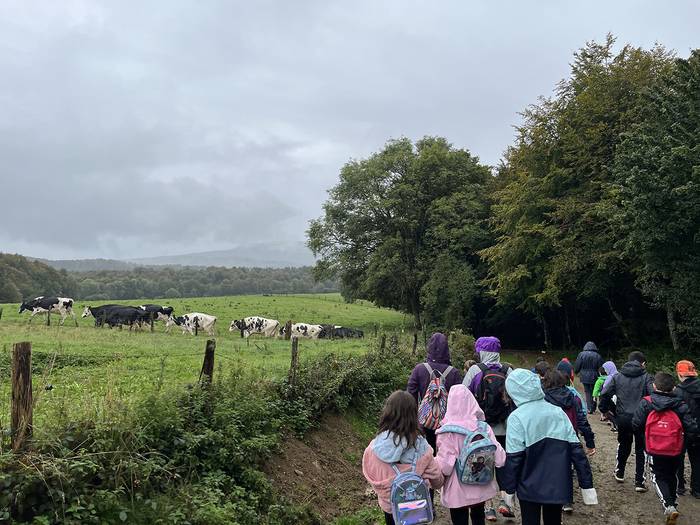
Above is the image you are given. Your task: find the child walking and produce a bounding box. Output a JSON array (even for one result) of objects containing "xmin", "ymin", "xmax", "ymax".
[
  {"xmin": 633, "ymin": 372, "xmax": 698, "ymax": 525},
  {"xmin": 594, "ymin": 361, "xmax": 618, "ymax": 429},
  {"xmin": 363, "ymin": 390, "xmax": 444, "ymax": 525},
  {"xmin": 501, "ymin": 369, "xmax": 598, "ymax": 525},
  {"xmin": 436, "ymin": 385, "xmax": 506, "ymax": 525}
]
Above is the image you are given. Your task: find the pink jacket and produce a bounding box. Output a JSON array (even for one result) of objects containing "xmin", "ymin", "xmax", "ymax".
[
  {"xmin": 362, "ymin": 432, "xmax": 444, "ymax": 513},
  {"xmin": 435, "ymin": 385, "xmax": 506, "ymax": 508}
]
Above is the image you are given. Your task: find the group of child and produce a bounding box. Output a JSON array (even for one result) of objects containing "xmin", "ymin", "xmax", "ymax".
[{"xmin": 362, "ymin": 334, "xmax": 700, "ymax": 525}]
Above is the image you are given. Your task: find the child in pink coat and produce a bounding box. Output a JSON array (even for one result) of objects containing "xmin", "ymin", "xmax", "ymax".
[
  {"xmin": 363, "ymin": 391, "xmax": 444, "ymax": 525},
  {"xmin": 436, "ymin": 384, "xmax": 506, "ymax": 525}
]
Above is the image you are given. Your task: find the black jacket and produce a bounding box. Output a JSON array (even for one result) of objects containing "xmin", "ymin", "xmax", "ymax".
[
  {"xmin": 599, "ymin": 360, "xmax": 653, "ymax": 419},
  {"xmin": 545, "ymin": 386, "xmax": 596, "ymax": 449},
  {"xmin": 632, "ymin": 391, "xmax": 698, "ymax": 437},
  {"xmin": 675, "ymin": 377, "xmax": 700, "ymax": 441},
  {"xmin": 574, "ymin": 342, "xmax": 604, "ymax": 385}
]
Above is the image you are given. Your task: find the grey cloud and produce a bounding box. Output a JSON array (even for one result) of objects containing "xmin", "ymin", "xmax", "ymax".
[{"xmin": 0, "ymin": 0, "xmax": 698, "ymax": 259}]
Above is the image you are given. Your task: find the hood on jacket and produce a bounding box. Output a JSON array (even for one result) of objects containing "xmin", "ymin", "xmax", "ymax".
[
  {"xmin": 372, "ymin": 431, "xmax": 429, "ymax": 464},
  {"xmin": 602, "ymin": 361, "xmax": 617, "ymax": 376},
  {"xmin": 620, "ymin": 360, "xmax": 646, "ymax": 378},
  {"xmin": 505, "ymin": 368, "xmax": 544, "ymax": 407},
  {"xmin": 583, "ymin": 341, "xmax": 599, "ymax": 352},
  {"xmin": 649, "ymin": 391, "xmax": 684, "ymax": 411},
  {"xmin": 556, "ymin": 359, "xmax": 574, "ymax": 382},
  {"xmin": 427, "ymin": 333, "xmax": 451, "ymax": 365},
  {"xmin": 602, "ymin": 361, "xmax": 618, "ymax": 389},
  {"xmin": 544, "ymin": 386, "xmax": 576, "ymax": 409},
  {"xmin": 475, "ymin": 337, "xmax": 502, "ymax": 366},
  {"xmin": 440, "ymin": 384, "xmax": 485, "ymax": 431}
]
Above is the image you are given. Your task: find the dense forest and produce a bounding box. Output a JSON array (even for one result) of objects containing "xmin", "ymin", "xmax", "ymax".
[
  {"xmin": 309, "ymin": 37, "xmax": 700, "ymax": 354},
  {"xmin": 0, "ymin": 253, "xmax": 337, "ymax": 301}
]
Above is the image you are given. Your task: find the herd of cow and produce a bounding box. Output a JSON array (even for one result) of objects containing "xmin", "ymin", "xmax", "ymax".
[{"xmin": 16, "ymin": 296, "xmax": 365, "ymax": 339}]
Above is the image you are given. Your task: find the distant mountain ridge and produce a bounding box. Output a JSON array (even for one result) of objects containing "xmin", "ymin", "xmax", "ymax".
[{"xmin": 35, "ymin": 242, "xmax": 316, "ymax": 271}]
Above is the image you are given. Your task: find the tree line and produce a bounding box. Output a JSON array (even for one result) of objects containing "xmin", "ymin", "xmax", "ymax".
[
  {"xmin": 0, "ymin": 253, "xmax": 337, "ymax": 302},
  {"xmin": 308, "ymin": 36, "xmax": 700, "ymax": 353}
]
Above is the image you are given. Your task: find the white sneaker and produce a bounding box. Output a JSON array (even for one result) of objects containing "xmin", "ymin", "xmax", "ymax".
[{"xmin": 664, "ymin": 506, "xmax": 679, "ymax": 525}]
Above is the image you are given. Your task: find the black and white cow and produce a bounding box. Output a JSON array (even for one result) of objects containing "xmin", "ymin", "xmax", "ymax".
[
  {"xmin": 165, "ymin": 313, "xmax": 217, "ymax": 336},
  {"xmin": 229, "ymin": 316, "xmax": 280, "ymax": 338},
  {"xmin": 19, "ymin": 296, "xmax": 77, "ymax": 325},
  {"xmin": 102, "ymin": 306, "xmax": 151, "ymax": 329},
  {"xmin": 318, "ymin": 325, "xmax": 365, "ymax": 339},
  {"xmin": 279, "ymin": 322, "xmax": 324, "ymax": 339},
  {"xmin": 138, "ymin": 304, "xmax": 174, "ymax": 322}
]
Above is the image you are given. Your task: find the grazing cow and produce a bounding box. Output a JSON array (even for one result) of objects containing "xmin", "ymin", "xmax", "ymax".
[
  {"xmin": 280, "ymin": 322, "xmax": 324, "ymax": 339},
  {"xmin": 229, "ymin": 316, "xmax": 280, "ymax": 338},
  {"xmin": 82, "ymin": 304, "xmax": 123, "ymax": 327},
  {"xmin": 318, "ymin": 325, "xmax": 365, "ymax": 339},
  {"xmin": 138, "ymin": 304, "xmax": 174, "ymax": 322},
  {"xmin": 19, "ymin": 296, "xmax": 77, "ymax": 325},
  {"xmin": 166, "ymin": 313, "xmax": 217, "ymax": 336},
  {"xmin": 102, "ymin": 306, "xmax": 150, "ymax": 329}
]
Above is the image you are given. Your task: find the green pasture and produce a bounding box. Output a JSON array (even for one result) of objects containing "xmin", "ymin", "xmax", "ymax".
[{"xmin": 0, "ymin": 293, "xmax": 409, "ymax": 437}]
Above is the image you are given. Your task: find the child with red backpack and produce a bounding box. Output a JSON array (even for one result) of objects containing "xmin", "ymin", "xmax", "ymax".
[
  {"xmin": 633, "ymin": 372, "xmax": 698, "ymax": 525},
  {"xmin": 435, "ymin": 385, "xmax": 506, "ymax": 525}
]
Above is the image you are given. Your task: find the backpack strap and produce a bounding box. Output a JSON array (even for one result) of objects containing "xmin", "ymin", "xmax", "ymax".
[
  {"xmin": 477, "ymin": 362, "xmax": 489, "ymax": 374},
  {"xmin": 441, "ymin": 365, "xmax": 454, "ymax": 386},
  {"xmin": 390, "ymin": 449, "xmax": 419, "ymax": 476},
  {"xmin": 423, "ymin": 362, "xmax": 435, "ymax": 377}
]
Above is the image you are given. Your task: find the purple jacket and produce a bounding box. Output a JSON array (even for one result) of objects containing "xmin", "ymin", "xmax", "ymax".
[{"xmin": 407, "ymin": 333, "xmax": 463, "ymax": 402}]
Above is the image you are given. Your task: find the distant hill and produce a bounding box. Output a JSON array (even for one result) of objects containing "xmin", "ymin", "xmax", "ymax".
[
  {"xmin": 0, "ymin": 253, "xmax": 78, "ymax": 301},
  {"xmin": 127, "ymin": 241, "xmax": 315, "ymax": 268},
  {"xmin": 36, "ymin": 258, "xmax": 137, "ymax": 272}
]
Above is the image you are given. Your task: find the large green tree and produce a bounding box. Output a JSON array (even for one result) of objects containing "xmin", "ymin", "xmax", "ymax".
[
  {"xmin": 483, "ymin": 36, "xmax": 673, "ymax": 346},
  {"xmin": 614, "ymin": 50, "xmax": 700, "ymax": 351},
  {"xmin": 307, "ymin": 137, "xmax": 491, "ymax": 330}
]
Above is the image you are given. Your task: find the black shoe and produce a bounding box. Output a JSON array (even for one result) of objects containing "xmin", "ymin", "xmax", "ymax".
[{"xmin": 635, "ymin": 483, "xmax": 648, "ymax": 493}]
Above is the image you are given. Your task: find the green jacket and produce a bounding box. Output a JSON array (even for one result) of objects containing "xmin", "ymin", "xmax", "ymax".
[{"xmin": 592, "ymin": 375, "xmax": 607, "ymax": 398}]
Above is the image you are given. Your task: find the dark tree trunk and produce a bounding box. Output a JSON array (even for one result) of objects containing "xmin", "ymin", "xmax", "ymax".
[
  {"xmin": 541, "ymin": 314, "xmax": 551, "ymax": 350},
  {"xmin": 666, "ymin": 302, "xmax": 680, "ymax": 353},
  {"xmin": 607, "ymin": 297, "xmax": 634, "ymax": 346},
  {"xmin": 564, "ymin": 305, "xmax": 573, "ymax": 349}
]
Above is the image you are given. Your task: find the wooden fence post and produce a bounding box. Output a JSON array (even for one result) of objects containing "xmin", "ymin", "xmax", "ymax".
[
  {"xmin": 46, "ymin": 310, "xmax": 50, "ymax": 327},
  {"xmin": 284, "ymin": 320, "xmax": 292, "ymax": 341},
  {"xmin": 390, "ymin": 334, "xmax": 398, "ymax": 353},
  {"xmin": 194, "ymin": 317, "xmax": 199, "ymax": 336},
  {"xmin": 199, "ymin": 339, "xmax": 216, "ymax": 384},
  {"xmin": 288, "ymin": 336, "xmax": 299, "ymax": 389},
  {"xmin": 11, "ymin": 342, "xmax": 32, "ymax": 452},
  {"xmin": 380, "ymin": 334, "xmax": 386, "ymax": 352},
  {"xmin": 0, "ymin": 306, "xmax": 3, "ymax": 321},
  {"xmin": 412, "ymin": 333, "xmax": 418, "ymax": 356}
]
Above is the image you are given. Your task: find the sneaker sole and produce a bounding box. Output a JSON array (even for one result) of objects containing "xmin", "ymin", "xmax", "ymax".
[
  {"xmin": 666, "ymin": 511, "xmax": 679, "ymax": 525},
  {"xmin": 614, "ymin": 476, "xmax": 625, "ymax": 483},
  {"xmin": 635, "ymin": 487, "xmax": 648, "ymax": 493}
]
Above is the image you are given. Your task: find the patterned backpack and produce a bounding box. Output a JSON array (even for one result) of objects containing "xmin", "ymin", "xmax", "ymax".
[
  {"xmin": 437, "ymin": 422, "xmax": 497, "ymax": 485},
  {"xmin": 390, "ymin": 454, "xmax": 434, "ymax": 525},
  {"xmin": 417, "ymin": 363, "xmax": 453, "ymax": 430}
]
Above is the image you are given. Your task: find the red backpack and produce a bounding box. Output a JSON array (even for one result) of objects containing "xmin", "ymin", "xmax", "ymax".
[{"xmin": 644, "ymin": 396, "xmax": 684, "ymax": 456}]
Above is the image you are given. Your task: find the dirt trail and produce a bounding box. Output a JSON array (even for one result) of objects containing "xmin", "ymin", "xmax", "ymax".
[
  {"xmin": 267, "ymin": 399, "xmax": 700, "ymax": 524},
  {"xmin": 431, "ymin": 413, "xmax": 700, "ymax": 525}
]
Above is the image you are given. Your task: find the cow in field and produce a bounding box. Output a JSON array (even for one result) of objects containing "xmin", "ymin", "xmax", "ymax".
[
  {"xmin": 102, "ymin": 306, "xmax": 151, "ymax": 329},
  {"xmin": 138, "ymin": 304, "xmax": 174, "ymax": 322},
  {"xmin": 280, "ymin": 322, "xmax": 324, "ymax": 339},
  {"xmin": 230, "ymin": 316, "xmax": 280, "ymax": 338},
  {"xmin": 82, "ymin": 304, "xmax": 124, "ymax": 327},
  {"xmin": 166, "ymin": 313, "xmax": 217, "ymax": 336},
  {"xmin": 19, "ymin": 296, "xmax": 77, "ymax": 325},
  {"xmin": 318, "ymin": 325, "xmax": 365, "ymax": 339}
]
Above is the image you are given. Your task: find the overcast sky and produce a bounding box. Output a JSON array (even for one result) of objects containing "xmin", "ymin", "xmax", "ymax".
[{"xmin": 0, "ymin": 1, "xmax": 697, "ymax": 260}]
